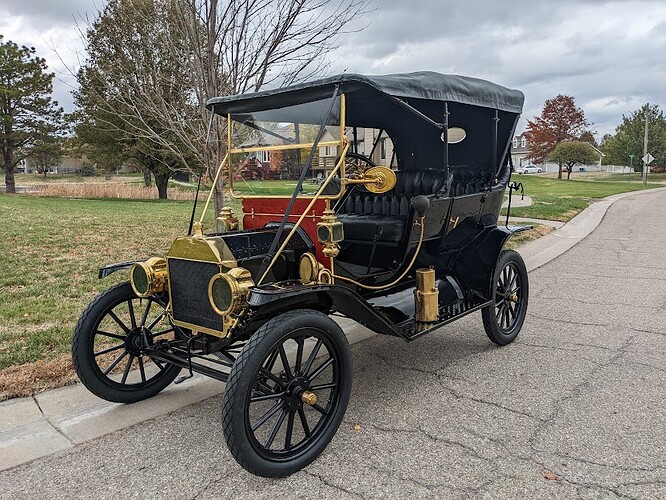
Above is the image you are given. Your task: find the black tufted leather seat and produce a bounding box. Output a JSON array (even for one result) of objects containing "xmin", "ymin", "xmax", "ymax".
[
  {"xmin": 337, "ymin": 169, "xmax": 451, "ymax": 243},
  {"xmin": 449, "ymin": 165, "xmax": 493, "ymax": 197}
]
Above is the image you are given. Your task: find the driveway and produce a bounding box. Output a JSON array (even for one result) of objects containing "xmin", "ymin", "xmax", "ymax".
[{"xmin": 1, "ymin": 190, "xmax": 665, "ymax": 499}]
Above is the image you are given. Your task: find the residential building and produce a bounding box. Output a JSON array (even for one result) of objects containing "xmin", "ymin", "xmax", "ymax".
[{"xmin": 511, "ymin": 132, "xmax": 530, "ymax": 167}]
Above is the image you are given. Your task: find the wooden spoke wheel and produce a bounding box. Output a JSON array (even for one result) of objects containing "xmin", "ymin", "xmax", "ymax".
[
  {"xmin": 482, "ymin": 250, "xmax": 529, "ymax": 345},
  {"xmin": 222, "ymin": 310, "xmax": 352, "ymax": 477},
  {"xmin": 72, "ymin": 282, "xmax": 181, "ymax": 403}
]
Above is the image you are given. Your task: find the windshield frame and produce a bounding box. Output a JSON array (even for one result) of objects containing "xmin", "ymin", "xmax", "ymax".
[{"xmin": 226, "ymin": 94, "xmax": 347, "ymax": 201}]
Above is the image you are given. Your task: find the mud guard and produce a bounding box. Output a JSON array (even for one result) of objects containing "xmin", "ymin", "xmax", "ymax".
[
  {"xmin": 450, "ymin": 225, "xmax": 530, "ymax": 299},
  {"xmin": 98, "ymin": 260, "xmax": 140, "ymax": 279}
]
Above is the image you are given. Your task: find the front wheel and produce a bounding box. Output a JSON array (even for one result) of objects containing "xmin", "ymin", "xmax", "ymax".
[
  {"xmin": 481, "ymin": 250, "xmax": 529, "ymax": 345},
  {"xmin": 222, "ymin": 310, "xmax": 352, "ymax": 477},
  {"xmin": 72, "ymin": 282, "xmax": 181, "ymax": 403}
]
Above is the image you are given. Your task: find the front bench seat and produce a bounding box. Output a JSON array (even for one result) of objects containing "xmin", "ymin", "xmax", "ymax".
[{"xmin": 337, "ymin": 169, "xmax": 451, "ymax": 243}]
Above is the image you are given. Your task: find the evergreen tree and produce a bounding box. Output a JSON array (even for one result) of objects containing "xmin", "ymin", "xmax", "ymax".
[
  {"xmin": 0, "ymin": 36, "xmax": 64, "ymax": 193},
  {"xmin": 601, "ymin": 104, "xmax": 666, "ymax": 171}
]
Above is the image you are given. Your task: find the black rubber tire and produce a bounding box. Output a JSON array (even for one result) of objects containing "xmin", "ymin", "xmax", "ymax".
[
  {"xmin": 481, "ymin": 250, "xmax": 529, "ymax": 346},
  {"xmin": 222, "ymin": 310, "xmax": 352, "ymax": 478},
  {"xmin": 72, "ymin": 282, "xmax": 181, "ymax": 403}
]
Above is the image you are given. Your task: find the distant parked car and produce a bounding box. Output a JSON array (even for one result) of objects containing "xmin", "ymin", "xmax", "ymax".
[{"xmin": 517, "ymin": 165, "xmax": 542, "ymax": 174}]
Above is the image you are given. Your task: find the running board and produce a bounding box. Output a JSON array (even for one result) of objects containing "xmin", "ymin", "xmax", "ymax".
[{"xmin": 396, "ymin": 299, "xmax": 492, "ymax": 341}]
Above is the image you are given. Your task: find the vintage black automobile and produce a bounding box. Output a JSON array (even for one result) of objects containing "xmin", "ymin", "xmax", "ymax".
[{"xmin": 72, "ymin": 72, "xmax": 528, "ymax": 477}]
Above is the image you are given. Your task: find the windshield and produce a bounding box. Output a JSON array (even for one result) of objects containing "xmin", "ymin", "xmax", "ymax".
[{"xmin": 228, "ymin": 96, "xmax": 344, "ymax": 198}]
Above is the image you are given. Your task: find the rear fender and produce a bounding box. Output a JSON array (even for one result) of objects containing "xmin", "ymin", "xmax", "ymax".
[{"xmin": 451, "ymin": 225, "xmax": 529, "ymax": 298}]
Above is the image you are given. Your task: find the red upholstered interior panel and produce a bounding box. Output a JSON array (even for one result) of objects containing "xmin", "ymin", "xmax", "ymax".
[{"xmin": 242, "ymin": 198, "xmax": 329, "ymax": 266}]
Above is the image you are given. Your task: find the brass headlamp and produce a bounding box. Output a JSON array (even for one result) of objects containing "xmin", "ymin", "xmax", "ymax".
[
  {"xmin": 129, "ymin": 257, "xmax": 168, "ymax": 298},
  {"xmin": 299, "ymin": 252, "xmax": 322, "ymax": 284},
  {"xmin": 208, "ymin": 267, "xmax": 254, "ymax": 316}
]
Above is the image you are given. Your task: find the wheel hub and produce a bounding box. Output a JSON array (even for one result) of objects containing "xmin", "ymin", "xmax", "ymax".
[
  {"xmin": 125, "ymin": 328, "xmax": 150, "ymax": 355},
  {"xmin": 301, "ymin": 391, "xmax": 317, "ymax": 406},
  {"xmin": 283, "ymin": 376, "xmax": 313, "ymax": 411}
]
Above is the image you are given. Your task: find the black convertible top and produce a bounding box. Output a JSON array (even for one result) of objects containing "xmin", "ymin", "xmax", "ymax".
[{"xmin": 206, "ymin": 71, "xmax": 524, "ymax": 115}]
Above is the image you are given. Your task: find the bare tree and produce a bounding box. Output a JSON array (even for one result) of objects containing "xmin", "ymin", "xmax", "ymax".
[
  {"xmin": 74, "ymin": 0, "xmax": 370, "ymax": 213},
  {"xmin": 174, "ymin": 0, "xmax": 371, "ymax": 215}
]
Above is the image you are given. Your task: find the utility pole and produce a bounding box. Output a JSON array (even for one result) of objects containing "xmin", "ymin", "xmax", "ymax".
[{"xmin": 642, "ymin": 104, "xmax": 649, "ymax": 185}]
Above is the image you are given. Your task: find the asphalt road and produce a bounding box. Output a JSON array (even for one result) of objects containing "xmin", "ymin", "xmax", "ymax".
[{"xmin": 2, "ymin": 191, "xmax": 665, "ymax": 499}]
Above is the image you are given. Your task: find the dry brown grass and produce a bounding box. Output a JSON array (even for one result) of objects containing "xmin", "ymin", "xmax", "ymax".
[
  {"xmin": 505, "ymin": 223, "xmax": 554, "ymax": 249},
  {"xmin": 0, "ymin": 354, "xmax": 77, "ymax": 401},
  {"xmin": 30, "ymin": 182, "xmax": 197, "ymax": 201}
]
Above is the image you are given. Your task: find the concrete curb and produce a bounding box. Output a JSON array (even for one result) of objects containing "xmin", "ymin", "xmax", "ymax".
[
  {"xmin": 2, "ymin": 186, "xmax": 664, "ymax": 471},
  {"xmin": 0, "ymin": 319, "xmax": 373, "ymax": 472},
  {"xmin": 519, "ymin": 186, "xmax": 666, "ymax": 272}
]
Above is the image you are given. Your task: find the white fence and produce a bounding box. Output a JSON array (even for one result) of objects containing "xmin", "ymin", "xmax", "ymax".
[{"xmin": 539, "ymin": 163, "xmax": 633, "ymax": 174}]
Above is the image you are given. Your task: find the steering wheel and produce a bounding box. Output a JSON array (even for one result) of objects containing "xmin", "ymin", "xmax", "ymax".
[{"xmin": 339, "ymin": 151, "xmax": 376, "ymax": 179}]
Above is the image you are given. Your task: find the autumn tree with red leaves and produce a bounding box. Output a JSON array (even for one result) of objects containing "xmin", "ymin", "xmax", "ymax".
[{"xmin": 524, "ymin": 95, "xmax": 592, "ymax": 179}]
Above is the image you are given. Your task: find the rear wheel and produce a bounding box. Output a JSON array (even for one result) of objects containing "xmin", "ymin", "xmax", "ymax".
[
  {"xmin": 72, "ymin": 282, "xmax": 181, "ymax": 403},
  {"xmin": 482, "ymin": 250, "xmax": 529, "ymax": 345},
  {"xmin": 222, "ymin": 310, "xmax": 352, "ymax": 477}
]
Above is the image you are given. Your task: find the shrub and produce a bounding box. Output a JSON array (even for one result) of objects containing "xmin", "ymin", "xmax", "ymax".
[{"xmin": 79, "ymin": 165, "xmax": 97, "ymax": 177}]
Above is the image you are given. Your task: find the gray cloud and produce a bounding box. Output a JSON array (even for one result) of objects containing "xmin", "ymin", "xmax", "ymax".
[
  {"xmin": 329, "ymin": 0, "xmax": 666, "ymax": 136},
  {"xmin": 1, "ymin": 0, "xmax": 665, "ymax": 137},
  {"xmin": 0, "ymin": 0, "xmax": 99, "ymax": 29}
]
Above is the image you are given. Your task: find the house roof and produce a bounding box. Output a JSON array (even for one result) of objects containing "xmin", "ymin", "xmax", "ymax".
[{"xmin": 206, "ymin": 72, "xmax": 525, "ymax": 115}]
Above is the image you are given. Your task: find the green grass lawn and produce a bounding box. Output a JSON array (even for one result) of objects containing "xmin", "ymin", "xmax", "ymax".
[
  {"xmin": 504, "ymin": 175, "xmax": 662, "ymax": 221},
  {"xmin": 232, "ymin": 178, "xmax": 323, "ymax": 196},
  {"xmin": 1, "ymin": 172, "xmax": 662, "ymax": 397},
  {"xmin": 0, "ymin": 194, "xmax": 240, "ymax": 375},
  {"xmin": 573, "ymin": 172, "xmax": 666, "ymax": 183}
]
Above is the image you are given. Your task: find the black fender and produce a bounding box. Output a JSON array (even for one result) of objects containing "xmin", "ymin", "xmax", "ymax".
[
  {"xmin": 451, "ymin": 225, "xmax": 530, "ymax": 299},
  {"xmin": 98, "ymin": 261, "xmax": 140, "ymax": 279},
  {"xmin": 245, "ymin": 281, "xmax": 402, "ymax": 337}
]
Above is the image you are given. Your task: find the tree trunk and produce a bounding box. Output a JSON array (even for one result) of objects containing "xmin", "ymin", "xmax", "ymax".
[
  {"xmin": 213, "ymin": 182, "xmax": 224, "ymax": 230},
  {"xmin": 211, "ymin": 143, "xmax": 225, "ymax": 231},
  {"xmin": 4, "ymin": 168, "xmax": 16, "ymax": 193},
  {"xmin": 557, "ymin": 161, "xmax": 563, "ymax": 180},
  {"xmin": 142, "ymin": 167, "xmax": 152, "ymax": 187},
  {"xmin": 154, "ymin": 172, "xmax": 169, "ymax": 199},
  {"xmin": 566, "ymin": 168, "xmax": 571, "ymax": 180},
  {"xmin": 3, "ymin": 150, "xmax": 16, "ymax": 193}
]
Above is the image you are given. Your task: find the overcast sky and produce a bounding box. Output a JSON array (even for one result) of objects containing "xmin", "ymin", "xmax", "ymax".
[{"xmin": 1, "ymin": 0, "xmax": 664, "ymax": 137}]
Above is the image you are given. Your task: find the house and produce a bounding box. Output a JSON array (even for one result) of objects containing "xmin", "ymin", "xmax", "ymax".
[
  {"xmin": 19, "ymin": 155, "xmax": 91, "ymax": 175},
  {"xmin": 510, "ymin": 133, "xmax": 604, "ymax": 171},
  {"xmin": 511, "ymin": 133, "xmax": 530, "ymax": 167},
  {"xmin": 318, "ymin": 127, "xmax": 395, "ymax": 171}
]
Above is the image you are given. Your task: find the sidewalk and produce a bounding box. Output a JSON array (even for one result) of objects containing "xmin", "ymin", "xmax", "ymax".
[{"xmin": 2, "ymin": 186, "xmax": 665, "ymax": 472}]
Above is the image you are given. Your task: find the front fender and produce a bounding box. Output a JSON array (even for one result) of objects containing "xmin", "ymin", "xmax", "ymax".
[
  {"xmin": 98, "ymin": 260, "xmax": 140, "ymax": 279},
  {"xmin": 245, "ymin": 282, "xmax": 401, "ymax": 337}
]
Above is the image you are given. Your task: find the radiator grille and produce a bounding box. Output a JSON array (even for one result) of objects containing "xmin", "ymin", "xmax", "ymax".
[{"xmin": 168, "ymin": 258, "xmax": 223, "ymax": 332}]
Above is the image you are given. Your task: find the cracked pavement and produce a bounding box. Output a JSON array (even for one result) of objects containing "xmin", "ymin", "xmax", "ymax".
[{"xmin": 1, "ymin": 190, "xmax": 665, "ymax": 499}]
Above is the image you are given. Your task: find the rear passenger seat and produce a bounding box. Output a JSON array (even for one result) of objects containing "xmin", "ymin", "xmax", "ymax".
[{"xmin": 448, "ymin": 165, "xmax": 493, "ymax": 196}]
